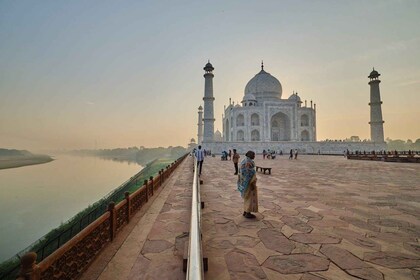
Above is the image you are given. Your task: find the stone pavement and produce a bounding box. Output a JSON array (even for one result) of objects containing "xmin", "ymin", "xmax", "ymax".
[
  {"xmin": 201, "ymin": 155, "xmax": 420, "ymax": 280},
  {"xmin": 82, "ymin": 155, "xmax": 420, "ymax": 280}
]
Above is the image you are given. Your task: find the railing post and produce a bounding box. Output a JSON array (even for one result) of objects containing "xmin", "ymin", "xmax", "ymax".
[
  {"xmin": 161, "ymin": 168, "xmax": 165, "ymax": 182},
  {"xmin": 108, "ymin": 202, "xmax": 116, "ymax": 241},
  {"xmin": 149, "ymin": 176, "xmax": 154, "ymax": 195},
  {"xmin": 16, "ymin": 252, "xmax": 40, "ymax": 280},
  {"xmin": 125, "ymin": 192, "xmax": 131, "ymax": 223},
  {"xmin": 144, "ymin": 180, "xmax": 149, "ymax": 201},
  {"xmin": 158, "ymin": 170, "xmax": 162, "ymax": 187}
]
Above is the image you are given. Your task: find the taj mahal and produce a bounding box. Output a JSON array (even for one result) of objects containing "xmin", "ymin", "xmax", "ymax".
[{"xmin": 196, "ymin": 61, "xmax": 386, "ymax": 154}]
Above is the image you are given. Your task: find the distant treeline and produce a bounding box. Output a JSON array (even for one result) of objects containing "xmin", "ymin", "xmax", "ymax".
[
  {"xmin": 386, "ymin": 138, "xmax": 420, "ymax": 151},
  {"xmin": 0, "ymin": 149, "xmax": 32, "ymax": 157},
  {"xmin": 70, "ymin": 146, "xmax": 187, "ymax": 164}
]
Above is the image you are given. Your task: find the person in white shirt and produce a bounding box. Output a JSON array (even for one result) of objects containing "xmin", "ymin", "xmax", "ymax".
[{"xmin": 195, "ymin": 145, "xmax": 205, "ymax": 175}]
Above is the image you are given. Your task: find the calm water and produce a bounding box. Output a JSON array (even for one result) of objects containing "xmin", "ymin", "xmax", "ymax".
[{"xmin": 0, "ymin": 155, "xmax": 142, "ymax": 262}]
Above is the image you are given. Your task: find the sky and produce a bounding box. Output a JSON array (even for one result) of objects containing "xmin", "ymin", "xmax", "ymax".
[{"xmin": 1, "ymin": 0, "xmax": 419, "ymax": 151}]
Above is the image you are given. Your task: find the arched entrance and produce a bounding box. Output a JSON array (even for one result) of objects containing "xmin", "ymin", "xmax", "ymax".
[
  {"xmin": 251, "ymin": 129, "xmax": 260, "ymax": 141},
  {"xmin": 237, "ymin": 130, "xmax": 244, "ymax": 141},
  {"xmin": 301, "ymin": 130, "xmax": 309, "ymax": 141},
  {"xmin": 271, "ymin": 112, "xmax": 291, "ymax": 141},
  {"xmin": 225, "ymin": 119, "xmax": 230, "ymax": 141}
]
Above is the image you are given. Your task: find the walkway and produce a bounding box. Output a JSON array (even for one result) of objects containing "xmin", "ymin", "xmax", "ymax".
[{"xmin": 83, "ymin": 155, "xmax": 420, "ymax": 280}]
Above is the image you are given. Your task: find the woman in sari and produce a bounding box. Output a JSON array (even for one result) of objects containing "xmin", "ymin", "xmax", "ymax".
[{"xmin": 237, "ymin": 151, "xmax": 258, "ymax": 219}]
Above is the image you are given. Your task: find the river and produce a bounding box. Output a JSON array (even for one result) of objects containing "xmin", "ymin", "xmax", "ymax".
[{"xmin": 0, "ymin": 155, "xmax": 142, "ymax": 262}]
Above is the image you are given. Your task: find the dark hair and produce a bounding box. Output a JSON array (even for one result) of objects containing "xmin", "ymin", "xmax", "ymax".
[
  {"xmin": 198, "ymin": 145, "xmax": 202, "ymax": 149},
  {"xmin": 233, "ymin": 149, "xmax": 237, "ymax": 152},
  {"xmin": 245, "ymin": 151, "xmax": 255, "ymax": 158}
]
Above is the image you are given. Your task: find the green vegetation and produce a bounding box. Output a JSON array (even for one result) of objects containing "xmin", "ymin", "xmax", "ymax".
[
  {"xmin": 0, "ymin": 155, "xmax": 183, "ymax": 280},
  {"xmin": 386, "ymin": 138, "xmax": 420, "ymax": 151}
]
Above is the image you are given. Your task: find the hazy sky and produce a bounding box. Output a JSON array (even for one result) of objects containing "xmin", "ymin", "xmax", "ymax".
[{"xmin": 1, "ymin": 0, "xmax": 419, "ymax": 151}]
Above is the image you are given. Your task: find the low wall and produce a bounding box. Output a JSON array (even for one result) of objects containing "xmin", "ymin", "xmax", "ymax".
[
  {"xmin": 201, "ymin": 141, "xmax": 386, "ymax": 155},
  {"xmin": 15, "ymin": 154, "xmax": 188, "ymax": 280}
]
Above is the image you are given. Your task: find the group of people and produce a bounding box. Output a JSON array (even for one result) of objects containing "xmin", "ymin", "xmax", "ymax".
[
  {"xmin": 262, "ymin": 149, "xmax": 277, "ymax": 159},
  {"xmin": 289, "ymin": 149, "xmax": 298, "ymax": 160},
  {"xmin": 194, "ymin": 147, "xmax": 258, "ymax": 219}
]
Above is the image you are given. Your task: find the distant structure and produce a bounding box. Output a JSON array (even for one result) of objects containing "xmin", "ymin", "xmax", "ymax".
[
  {"xmin": 188, "ymin": 138, "xmax": 196, "ymax": 150},
  {"xmin": 368, "ymin": 68, "xmax": 385, "ymax": 143},
  {"xmin": 198, "ymin": 62, "xmax": 386, "ymax": 154},
  {"xmin": 202, "ymin": 61, "xmax": 215, "ymax": 142},
  {"xmin": 197, "ymin": 105, "xmax": 203, "ymax": 144},
  {"xmin": 223, "ymin": 61, "xmax": 316, "ymax": 142},
  {"xmin": 214, "ymin": 130, "xmax": 223, "ymax": 142}
]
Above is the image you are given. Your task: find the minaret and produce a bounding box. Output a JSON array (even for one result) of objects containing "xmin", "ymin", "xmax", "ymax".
[
  {"xmin": 197, "ymin": 105, "xmax": 203, "ymax": 144},
  {"xmin": 368, "ymin": 68, "xmax": 385, "ymax": 142},
  {"xmin": 203, "ymin": 61, "xmax": 215, "ymax": 142}
]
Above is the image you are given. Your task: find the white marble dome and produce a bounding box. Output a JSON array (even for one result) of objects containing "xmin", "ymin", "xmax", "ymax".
[
  {"xmin": 244, "ymin": 69, "xmax": 282, "ymax": 100},
  {"xmin": 242, "ymin": 93, "xmax": 256, "ymax": 102},
  {"xmin": 288, "ymin": 93, "xmax": 301, "ymax": 102}
]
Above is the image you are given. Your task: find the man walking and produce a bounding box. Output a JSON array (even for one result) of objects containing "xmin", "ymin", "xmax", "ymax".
[
  {"xmin": 195, "ymin": 145, "xmax": 205, "ymax": 176},
  {"xmin": 233, "ymin": 149, "xmax": 240, "ymax": 175}
]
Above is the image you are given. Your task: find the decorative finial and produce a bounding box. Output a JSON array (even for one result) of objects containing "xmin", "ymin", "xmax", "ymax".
[
  {"xmin": 261, "ymin": 60, "xmax": 264, "ymax": 71},
  {"xmin": 208, "ymin": 59, "xmax": 210, "ymax": 63}
]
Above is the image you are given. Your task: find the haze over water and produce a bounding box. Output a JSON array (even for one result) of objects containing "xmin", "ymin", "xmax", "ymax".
[{"xmin": 0, "ymin": 155, "xmax": 142, "ymax": 261}]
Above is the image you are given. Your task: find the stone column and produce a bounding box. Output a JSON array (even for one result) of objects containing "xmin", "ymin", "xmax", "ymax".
[
  {"xmin": 197, "ymin": 106, "xmax": 203, "ymax": 144},
  {"xmin": 368, "ymin": 69, "xmax": 385, "ymax": 143},
  {"xmin": 203, "ymin": 61, "xmax": 215, "ymax": 142}
]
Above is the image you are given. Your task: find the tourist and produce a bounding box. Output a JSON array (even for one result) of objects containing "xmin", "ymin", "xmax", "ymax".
[
  {"xmin": 237, "ymin": 151, "xmax": 258, "ymax": 219},
  {"xmin": 263, "ymin": 149, "xmax": 267, "ymax": 159},
  {"xmin": 294, "ymin": 149, "xmax": 298, "ymax": 160},
  {"xmin": 228, "ymin": 149, "xmax": 232, "ymax": 160},
  {"xmin": 232, "ymin": 149, "xmax": 240, "ymax": 175},
  {"xmin": 195, "ymin": 145, "xmax": 205, "ymax": 176},
  {"xmin": 289, "ymin": 149, "xmax": 293, "ymax": 159}
]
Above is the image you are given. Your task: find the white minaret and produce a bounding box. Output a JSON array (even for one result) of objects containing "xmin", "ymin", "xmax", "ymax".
[
  {"xmin": 203, "ymin": 61, "xmax": 215, "ymax": 142},
  {"xmin": 197, "ymin": 105, "xmax": 203, "ymax": 144},
  {"xmin": 368, "ymin": 68, "xmax": 385, "ymax": 143}
]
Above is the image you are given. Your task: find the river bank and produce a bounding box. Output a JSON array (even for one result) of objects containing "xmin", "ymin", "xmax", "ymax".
[{"xmin": 0, "ymin": 156, "xmax": 54, "ymax": 170}]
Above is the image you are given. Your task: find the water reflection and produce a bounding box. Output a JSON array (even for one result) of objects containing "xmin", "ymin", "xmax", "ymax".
[{"xmin": 0, "ymin": 155, "xmax": 142, "ymax": 261}]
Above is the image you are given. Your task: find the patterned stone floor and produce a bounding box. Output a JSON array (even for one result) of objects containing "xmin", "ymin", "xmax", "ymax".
[
  {"xmin": 83, "ymin": 155, "xmax": 420, "ymax": 280},
  {"xmin": 201, "ymin": 155, "xmax": 420, "ymax": 280}
]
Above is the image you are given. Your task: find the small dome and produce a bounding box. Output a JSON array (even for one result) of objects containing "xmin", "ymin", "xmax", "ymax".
[
  {"xmin": 198, "ymin": 105, "xmax": 203, "ymax": 110},
  {"xmin": 234, "ymin": 104, "xmax": 241, "ymax": 108},
  {"xmin": 288, "ymin": 93, "xmax": 301, "ymax": 102},
  {"xmin": 244, "ymin": 67, "xmax": 282, "ymax": 101},
  {"xmin": 190, "ymin": 138, "xmax": 196, "ymax": 143},
  {"xmin": 204, "ymin": 61, "xmax": 214, "ymax": 72},
  {"xmin": 368, "ymin": 68, "xmax": 380, "ymax": 79},
  {"xmin": 242, "ymin": 93, "xmax": 256, "ymax": 102},
  {"xmin": 214, "ymin": 130, "xmax": 223, "ymax": 141}
]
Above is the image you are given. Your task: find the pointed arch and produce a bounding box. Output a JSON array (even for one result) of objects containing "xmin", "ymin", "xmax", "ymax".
[
  {"xmin": 237, "ymin": 130, "xmax": 244, "ymax": 141},
  {"xmin": 251, "ymin": 129, "xmax": 260, "ymax": 141},
  {"xmin": 271, "ymin": 112, "xmax": 291, "ymax": 141},
  {"xmin": 236, "ymin": 114, "xmax": 244, "ymax": 127},
  {"xmin": 301, "ymin": 114, "xmax": 309, "ymax": 126},
  {"xmin": 301, "ymin": 130, "xmax": 310, "ymax": 141},
  {"xmin": 225, "ymin": 119, "xmax": 230, "ymax": 141},
  {"xmin": 251, "ymin": 113, "xmax": 260, "ymax": 126}
]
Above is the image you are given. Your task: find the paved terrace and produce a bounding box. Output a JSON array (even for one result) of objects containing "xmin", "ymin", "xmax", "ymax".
[{"xmin": 82, "ymin": 155, "xmax": 420, "ymax": 280}]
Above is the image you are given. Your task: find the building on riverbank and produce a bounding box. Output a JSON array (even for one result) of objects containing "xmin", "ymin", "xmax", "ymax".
[{"xmin": 197, "ymin": 62, "xmax": 386, "ymax": 154}]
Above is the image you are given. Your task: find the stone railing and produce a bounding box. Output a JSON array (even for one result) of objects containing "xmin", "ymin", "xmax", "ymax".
[
  {"xmin": 347, "ymin": 153, "xmax": 420, "ymax": 163},
  {"xmin": 16, "ymin": 154, "xmax": 188, "ymax": 280}
]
